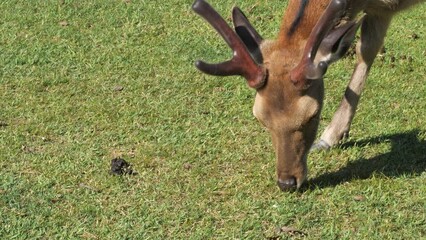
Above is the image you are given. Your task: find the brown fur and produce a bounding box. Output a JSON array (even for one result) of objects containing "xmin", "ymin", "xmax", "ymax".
[
  {"xmin": 252, "ymin": 0, "xmax": 424, "ymax": 190},
  {"xmin": 194, "ymin": 0, "xmax": 424, "ymax": 190},
  {"xmin": 278, "ymin": 0, "xmax": 329, "ymax": 47}
]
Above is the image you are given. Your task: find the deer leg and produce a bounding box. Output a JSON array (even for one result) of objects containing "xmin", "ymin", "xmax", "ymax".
[{"xmin": 314, "ymin": 14, "xmax": 393, "ymax": 149}]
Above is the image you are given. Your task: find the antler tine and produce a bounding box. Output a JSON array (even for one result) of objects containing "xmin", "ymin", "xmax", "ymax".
[
  {"xmin": 291, "ymin": 0, "xmax": 348, "ymax": 89},
  {"xmin": 192, "ymin": 0, "xmax": 266, "ymax": 89}
]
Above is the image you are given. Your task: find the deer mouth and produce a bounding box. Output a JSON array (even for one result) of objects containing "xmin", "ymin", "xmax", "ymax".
[
  {"xmin": 277, "ymin": 174, "xmax": 307, "ymax": 191},
  {"xmin": 277, "ymin": 177, "xmax": 297, "ymax": 191},
  {"xmin": 277, "ymin": 154, "xmax": 308, "ymax": 191}
]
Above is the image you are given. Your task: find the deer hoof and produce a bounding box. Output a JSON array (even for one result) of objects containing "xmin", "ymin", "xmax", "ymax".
[{"xmin": 310, "ymin": 139, "xmax": 331, "ymax": 152}]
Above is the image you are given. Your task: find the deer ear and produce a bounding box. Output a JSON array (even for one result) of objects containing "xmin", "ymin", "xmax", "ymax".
[
  {"xmin": 316, "ymin": 17, "xmax": 364, "ymax": 64},
  {"xmin": 232, "ymin": 7, "xmax": 264, "ymax": 63}
]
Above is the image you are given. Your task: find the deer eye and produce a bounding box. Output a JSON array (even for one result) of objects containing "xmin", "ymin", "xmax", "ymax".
[
  {"xmin": 301, "ymin": 107, "xmax": 320, "ymax": 126},
  {"xmin": 307, "ymin": 112, "xmax": 320, "ymax": 125}
]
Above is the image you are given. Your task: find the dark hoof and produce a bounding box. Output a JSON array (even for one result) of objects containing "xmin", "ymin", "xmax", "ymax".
[
  {"xmin": 277, "ymin": 178, "xmax": 297, "ymax": 192},
  {"xmin": 310, "ymin": 139, "xmax": 331, "ymax": 152}
]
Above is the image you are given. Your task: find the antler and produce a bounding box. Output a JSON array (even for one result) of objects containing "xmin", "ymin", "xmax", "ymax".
[
  {"xmin": 192, "ymin": 0, "xmax": 266, "ymax": 89},
  {"xmin": 290, "ymin": 0, "xmax": 348, "ymax": 89}
]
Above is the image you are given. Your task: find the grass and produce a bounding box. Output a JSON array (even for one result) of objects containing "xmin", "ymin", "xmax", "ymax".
[{"xmin": 0, "ymin": 0, "xmax": 425, "ymax": 239}]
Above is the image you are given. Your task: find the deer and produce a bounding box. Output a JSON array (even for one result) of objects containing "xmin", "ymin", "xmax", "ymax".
[{"xmin": 191, "ymin": 0, "xmax": 424, "ymax": 191}]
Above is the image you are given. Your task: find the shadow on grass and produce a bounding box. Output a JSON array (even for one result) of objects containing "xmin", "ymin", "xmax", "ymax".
[{"xmin": 306, "ymin": 129, "xmax": 426, "ymax": 189}]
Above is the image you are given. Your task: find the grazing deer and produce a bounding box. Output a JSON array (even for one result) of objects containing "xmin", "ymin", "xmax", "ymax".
[{"xmin": 192, "ymin": 0, "xmax": 424, "ymax": 191}]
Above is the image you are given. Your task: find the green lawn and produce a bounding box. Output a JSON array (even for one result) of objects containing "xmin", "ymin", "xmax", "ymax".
[{"xmin": 1, "ymin": 0, "xmax": 425, "ymax": 239}]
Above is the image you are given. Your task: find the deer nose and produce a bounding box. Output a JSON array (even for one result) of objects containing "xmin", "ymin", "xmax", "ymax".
[{"xmin": 277, "ymin": 177, "xmax": 297, "ymax": 191}]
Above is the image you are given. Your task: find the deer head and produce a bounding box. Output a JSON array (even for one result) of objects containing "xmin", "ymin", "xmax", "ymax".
[{"xmin": 192, "ymin": 0, "xmax": 363, "ymax": 191}]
